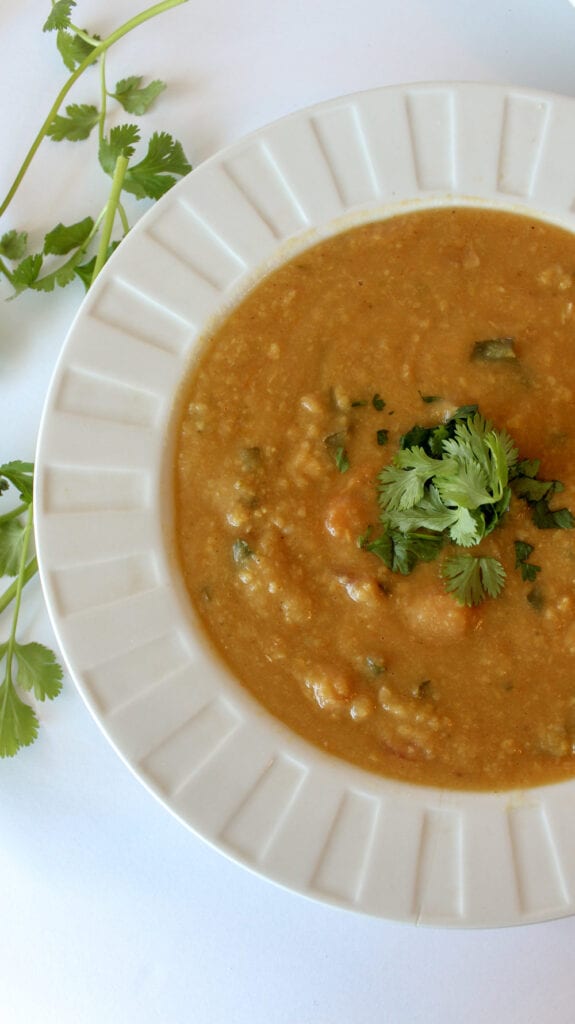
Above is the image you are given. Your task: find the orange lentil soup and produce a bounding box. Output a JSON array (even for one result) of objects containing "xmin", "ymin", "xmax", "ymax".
[{"xmin": 173, "ymin": 206, "xmax": 575, "ymax": 791}]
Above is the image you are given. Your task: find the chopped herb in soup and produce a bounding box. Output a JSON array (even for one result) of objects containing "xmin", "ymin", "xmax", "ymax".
[{"xmin": 173, "ymin": 207, "xmax": 575, "ymax": 791}]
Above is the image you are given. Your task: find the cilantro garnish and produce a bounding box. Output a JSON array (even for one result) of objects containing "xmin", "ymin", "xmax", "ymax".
[
  {"xmin": 441, "ymin": 555, "xmax": 506, "ymax": 606},
  {"xmin": 325, "ymin": 432, "xmax": 350, "ymax": 473},
  {"xmin": 361, "ymin": 405, "xmax": 573, "ymax": 606},
  {"xmin": 514, "ymin": 540, "xmax": 541, "ymax": 583}
]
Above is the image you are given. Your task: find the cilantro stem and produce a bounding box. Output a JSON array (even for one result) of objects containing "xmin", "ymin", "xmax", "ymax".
[
  {"xmin": 0, "ymin": 256, "xmax": 15, "ymax": 287},
  {"xmin": 118, "ymin": 202, "xmax": 130, "ymax": 237},
  {"xmin": 0, "ymin": 558, "xmax": 38, "ymax": 617},
  {"xmin": 0, "ymin": 503, "xmax": 28, "ymax": 526},
  {"xmin": 98, "ymin": 52, "xmax": 108, "ymax": 146},
  {"xmin": 91, "ymin": 154, "xmax": 129, "ymax": 284},
  {"xmin": 0, "ymin": 0, "xmax": 190, "ymax": 219},
  {"xmin": 3, "ymin": 505, "xmax": 34, "ymax": 689},
  {"xmin": 67, "ymin": 24, "xmax": 101, "ymax": 48}
]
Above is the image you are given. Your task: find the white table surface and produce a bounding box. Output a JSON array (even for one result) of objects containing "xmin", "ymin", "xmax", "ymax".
[{"xmin": 3, "ymin": 1, "xmax": 575, "ymax": 1021}]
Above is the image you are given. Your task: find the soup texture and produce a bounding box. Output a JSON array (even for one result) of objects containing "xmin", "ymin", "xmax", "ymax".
[{"xmin": 174, "ymin": 207, "xmax": 575, "ymax": 791}]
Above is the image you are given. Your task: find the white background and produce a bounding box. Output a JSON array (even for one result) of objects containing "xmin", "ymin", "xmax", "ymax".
[{"xmin": 3, "ymin": 1, "xmax": 575, "ymax": 1021}]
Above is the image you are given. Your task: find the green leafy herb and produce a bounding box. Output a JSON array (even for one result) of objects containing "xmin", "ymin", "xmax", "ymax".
[
  {"xmin": 46, "ymin": 102, "xmax": 100, "ymax": 142},
  {"xmin": 514, "ymin": 540, "xmax": 541, "ymax": 582},
  {"xmin": 112, "ymin": 76, "xmax": 167, "ymax": 115},
  {"xmin": 325, "ymin": 432, "xmax": 350, "ymax": 473},
  {"xmin": 43, "ymin": 1, "xmax": 78, "ymax": 33},
  {"xmin": 378, "ymin": 409, "xmax": 517, "ymax": 547},
  {"xmin": 98, "ymin": 124, "xmax": 141, "ymax": 173},
  {"xmin": 376, "ymin": 429, "xmax": 389, "ymax": 447},
  {"xmin": 56, "ymin": 30, "xmax": 99, "ymax": 73},
  {"xmin": 511, "ymin": 458, "xmax": 575, "ymax": 530},
  {"xmin": 43, "ymin": 217, "xmax": 94, "ymax": 255},
  {"xmin": 441, "ymin": 555, "xmax": 506, "ymax": 606},
  {"xmin": 1, "ymin": 0, "xmax": 191, "ymax": 300},
  {"xmin": 418, "ymin": 391, "xmax": 442, "ymax": 404},
  {"xmin": 334, "ymin": 447, "xmax": 350, "ymax": 473},
  {"xmin": 0, "ymin": 467, "xmax": 63, "ymax": 757},
  {"xmin": 361, "ymin": 405, "xmax": 573, "ymax": 605},
  {"xmin": 0, "ymin": 0, "xmax": 191, "ymax": 756},
  {"xmin": 360, "ymin": 526, "xmax": 443, "ymax": 575},
  {"xmin": 0, "ymin": 230, "xmax": 27, "ymax": 261},
  {"xmin": 372, "ymin": 393, "xmax": 386, "ymax": 411},
  {"xmin": 122, "ymin": 131, "xmax": 192, "ymax": 200}
]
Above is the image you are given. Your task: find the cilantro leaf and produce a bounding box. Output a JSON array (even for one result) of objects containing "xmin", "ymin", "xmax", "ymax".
[
  {"xmin": 0, "ymin": 230, "xmax": 27, "ymax": 261},
  {"xmin": 0, "ymin": 462, "xmax": 34, "ymax": 503},
  {"xmin": 43, "ymin": 217, "xmax": 94, "ymax": 256},
  {"xmin": 365, "ymin": 404, "xmax": 572, "ymax": 604},
  {"xmin": 531, "ymin": 501, "xmax": 575, "ymax": 530},
  {"xmin": 11, "ymin": 253, "xmax": 43, "ymax": 291},
  {"xmin": 441, "ymin": 555, "xmax": 506, "ymax": 606},
  {"xmin": 99, "ymin": 124, "xmax": 141, "ymax": 175},
  {"xmin": 13, "ymin": 642, "xmax": 64, "ymax": 701},
  {"xmin": 112, "ymin": 76, "xmax": 167, "ymax": 116},
  {"xmin": 362, "ymin": 528, "xmax": 443, "ymax": 575},
  {"xmin": 43, "ymin": 0, "xmax": 76, "ymax": 32},
  {"xmin": 56, "ymin": 29, "xmax": 98, "ymax": 72},
  {"xmin": 47, "ymin": 103, "xmax": 99, "ymax": 142},
  {"xmin": 74, "ymin": 242, "xmax": 119, "ymax": 291},
  {"xmin": 0, "ymin": 678, "xmax": 39, "ymax": 758},
  {"xmin": 123, "ymin": 131, "xmax": 191, "ymax": 200},
  {"xmin": 0, "ymin": 521, "xmax": 25, "ymax": 577},
  {"xmin": 511, "ymin": 459, "xmax": 574, "ymax": 530},
  {"xmin": 380, "ymin": 409, "xmax": 516, "ymax": 547},
  {"xmin": 514, "ymin": 540, "xmax": 541, "ymax": 582},
  {"xmin": 379, "ymin": 447, "xmax": 449, "ymax": 512},
  {"xmin": 30, "ymin": 252, "xmax": 86, "ymax": 293}
]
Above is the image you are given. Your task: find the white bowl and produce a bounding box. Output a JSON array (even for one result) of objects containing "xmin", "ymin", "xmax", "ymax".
[{"xmin": 35, "ymin": 82, "xmax": 575, "ymax": 928}]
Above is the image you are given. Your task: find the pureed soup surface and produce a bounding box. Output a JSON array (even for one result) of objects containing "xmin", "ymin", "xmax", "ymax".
[{"xmin": 174, "ymin": 206, "xmax": 575, "ymax": 791}]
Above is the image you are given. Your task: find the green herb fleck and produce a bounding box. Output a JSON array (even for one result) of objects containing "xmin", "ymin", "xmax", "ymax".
[
  {"xmin": 366, "ymin": 657, "xmax": 386, "ymax": 676},
  {"xmin": 514, "ymin": 540, "xmax": 541, "ymax": 582},
  {"xmin": 335, "ymin": 447, "xmax": 350, "ymax": 473},
  {"xmin": 232, "ymin": 539, "xmax": 254, "ymax": 564},
  {"xmin": 472, "ymin": 337, "xmax": 517, "ymax": 362}
]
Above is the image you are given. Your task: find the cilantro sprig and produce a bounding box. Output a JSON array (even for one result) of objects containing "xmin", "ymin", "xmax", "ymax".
[
  {"xmin": 361, "ymin": 405, "xmax": 574, "ymax": 606},
  {"xmin": 0, "ymin": 1, "xmax": 191, "ymax": 756},
  {"xmin": 0, "ymin": 0, "xmax": 191, "ymax": 298},
  {"xmin": 0, "ymin": 464, "xmax": 63, "ymax": 757}
]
